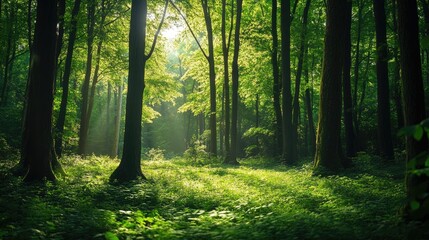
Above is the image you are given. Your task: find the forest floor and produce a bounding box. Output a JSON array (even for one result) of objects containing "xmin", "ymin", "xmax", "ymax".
[{"xmin": 0, "ymin": 154, "xmax": 427, "ymax": 239}]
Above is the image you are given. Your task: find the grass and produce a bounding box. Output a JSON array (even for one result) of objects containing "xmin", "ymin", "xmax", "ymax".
[{"xmin": 0, "ymin": 154, "xmax": 425, "ymax": 239}]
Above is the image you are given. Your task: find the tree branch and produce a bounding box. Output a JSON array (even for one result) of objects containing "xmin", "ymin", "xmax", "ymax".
[
  {"xmin": 146, "ymin": 0, "xmax": 169, "ymax": 60},
  {"xmin": 169, "ymin": 0, "xmax": 209, "ymax": 60}
]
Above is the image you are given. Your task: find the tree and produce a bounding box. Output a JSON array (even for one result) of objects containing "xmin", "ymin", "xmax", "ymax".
[
  {"xmin": 55, "ymin": 0, "xmax": 82, "ymax": 157},
  {"xmin": 229, "ymin": 0, "xmax": 243, "ymax": 165},
  {"xmin": 281, "ymin": 0, "xmax": 295, "ymax": 163},
  {"xmin": 397, "ymin": 0, "xmax": 429, "ymax": 221},
  {"xmin": 342, "ymin": 0, "xmax": 356, "ymax": 158},
  {"xmin": 314, "ymin": 0, "xmax": 348, "ymax": 172},
  {"xmin": 271, "ymin": 0, "xmax": 282, "ymax": 156},
  {"xmin": 110, "ymin": 0, "xmax": 167, "ymax": 182},
  {"xmin": 21, "ymin": 0, "xmax": 57, "ymax": 181},
  {"xmin": 373, "ymin": 0, "xmax": 394, "ymax": 160}
]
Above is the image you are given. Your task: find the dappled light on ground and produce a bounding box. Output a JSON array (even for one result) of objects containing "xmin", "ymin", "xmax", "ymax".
[{"xmin": 0, "ymin": 155, "xmax": 421, "ymax": 239}]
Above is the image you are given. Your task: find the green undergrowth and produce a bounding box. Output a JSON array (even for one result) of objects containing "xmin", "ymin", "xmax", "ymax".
[{"xmin": 0, "ymin": 154, "xmax": 424, "ymax": 239}]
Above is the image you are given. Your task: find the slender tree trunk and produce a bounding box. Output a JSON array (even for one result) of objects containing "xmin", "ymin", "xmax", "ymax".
[
  {"xmin": 292, "ymin": 0, "xmax": 311, "ymax": 158},
  {"xmin": 222, "ymin": 0, "xmax": 233, "ymax": 159},
  {"xmin": 201, "ymin": 0, "xmax": 217, "ymax": 157},
  {"xmin": 21, "ymin": 0, "xmax": 57, "ymax": 182},
  {"xmin": 87, "ymin": 39, "xmax": 103, "ymax": 133},
  {"xmin": 0, "ymin": 6, "xmax": 15, "ymax": 106},
  {"xmin": 272, "ymin": 0, "xmax": 283, "ymax": 156},
  {"xmin": 78, "ymin": 0, "xmax": 96, "ymax": 155},
  {"xmin": 56, "ymin": 0, "xmax": 65, "ymax": 62},
  {"xmin": 281, "ymin": 0, "xmax": 295, "ymax": 164},
  {"xmin": 397, "ymin": 0, "xmax": 429, "ymax": 221},
  {"xmin": 111, "ymin": 83, "xmax": 123, "ymax": 158},
  {"xmin": 229, "ymin": 0, "xmax": 243, "ymax": 165},
  {"xmin": 304, "ymin": 50, "xmax": 315, "ymax": 156},
  {"xmin": 373, "ymin": 0, "xmax": 394, "ymax": 160},
  {"xmin": 314, "ymin": 0, "xmax": 348, "ymax": 172},
  {"xmin": 391, "ymin": 0, "xmax": 404, "ymax": 130},
  {"xmin": 55, "ymin": 0, "xmax": 82, "ymax": 157},
  {"xmin": 353, "ymin": 0, "xmax": 364, "ymax": 140},
  {"xmin": 343, "ymin": 0, "xmax": 356, "ymax": 158}
]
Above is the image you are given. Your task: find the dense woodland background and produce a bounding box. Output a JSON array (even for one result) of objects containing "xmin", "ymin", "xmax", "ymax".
[{"xmin": 0, "ymin": 0, "xmax": 429, "ymax": 238}]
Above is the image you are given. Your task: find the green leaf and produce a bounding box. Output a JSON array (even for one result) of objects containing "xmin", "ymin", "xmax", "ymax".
[
  {"xmin": 422, "ymin": 36, "xmax": 429, "ymax": 50},
  {"xmin": 414, "ymin": 126, "xmax": 424, "ymax": 141},
  {"xmin": 398, "ymin": 125, "xmax": 419, "ymax": 137},
  {"xmin": 410, "ymin": 200, "xmax": 420, "ymax": 210},
  {"xmin": 421, "ymin": 118, "xmax": 429, "ymax": 128},
  {"xmin": 104, "ymin": 232, "xmax": 119, "ymax": 240}
]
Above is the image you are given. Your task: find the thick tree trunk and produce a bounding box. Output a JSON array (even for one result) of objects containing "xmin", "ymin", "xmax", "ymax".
[
  {"xmin": 111, "ymin": 0, "xmax": 167, "ymax": 182},
  {"xmin": 314, "ymin": 0, "xmax": 347, "ymax": 172},
  {"xmin": 373, "ymin": 0, "xmax": 394, "ymax": 160},
  {"xmin": 281, "ymin": 0, "xmax": 295, "ymax": 164},
  {"xmin": 272, "ymin": 0, "xmax": 283, "ymax": 156},
  {"xmin": 229, "ymin": 0, "xmax": 243, "ymax": 165},
  {"xmin": 343, "ymin": 0, "xmax": 356, "ymax": 158},
  {"xmin": 111, "ymin": 0, "xmax": 148, "ymax": 181},
  {"xmin": 397, "ymin": 0, "xmax": 429, "ymax": 221},
  {"xmin": 78, "ymin": 0, "xmax": 96, "ymax": 155},
  {"xmin": 22, "ymin": 0, "xmax": 57, "ymax": 182},
  {"xmin": 292, "ymin": 0, "xmax": 311, "ymax": 158},
  {"xmin": 55, "ymin": 0, "xmax": 82, "ymax": 157}
]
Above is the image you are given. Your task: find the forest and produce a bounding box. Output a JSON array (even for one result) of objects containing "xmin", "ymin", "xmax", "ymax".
[{"xmin": 0, "ymin": 0, "xmax": 428, "ymax": 239}]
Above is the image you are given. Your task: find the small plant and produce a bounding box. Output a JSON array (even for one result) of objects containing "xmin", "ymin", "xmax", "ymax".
[
  {"xmin": 184, "ymin": 136, "xmax": 209, "ymax": 164},
  {"xmin": 146, "ymin": 148, "xmax": 166, "ymax": 161}
]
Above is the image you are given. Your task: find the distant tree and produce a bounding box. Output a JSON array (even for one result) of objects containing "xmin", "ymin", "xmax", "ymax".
[
  {"xmin": 397, "ymin": 0, "xmax": 429, "ymax": 220},
  {"xmin": 343, "ymin": 0, "xmax": 356, "ymax": 158},
  {"xmin": 21, "ymin": 0, "xmax": 58, "ymax": 181},
  {"xmin": 55, "ymin": 0, "xmax": 82, "ymax": 157},
  {"xmin": 271, "ymin": 0, "xmax": 282, "ymax": 156},
  {"xmin": 110, "ymin": 0, "xmax": 167, "ymax": 182},
  {"xmin": 229, "ymin": 0, "xmax": 243, "ymax": 165},
  {"xmin": 314, "ymin": 0, "xmax": 348, "ymax": 172},
  {"xmin": 373, "ymin": 0, "xmax": 394, "ymax": 160},
  {"xmin": 281, "ymin": 0, "xmax": 295, "ymax": 164}
]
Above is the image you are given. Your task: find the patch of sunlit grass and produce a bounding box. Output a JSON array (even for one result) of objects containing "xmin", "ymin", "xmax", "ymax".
[{"xmin": 0, "ymin": 154, "xmax": 419, "ymax": 239}]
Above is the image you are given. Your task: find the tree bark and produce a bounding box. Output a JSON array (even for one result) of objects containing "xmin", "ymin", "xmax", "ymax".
[
  {"xmin": 392, "ymin": 0, "xmax": 404, "ymax": 130},
  {"xmin": 78, "ymin": 0, "xmax": 96, "ymax": 155},
  {"xmin": 343, "ymin": 0, "xmax": 356, "ymax": 158},
  {"xmin": 222, "ymin": 0, "xmax": 233, "ymax": 159},
  {"xmin": 373, "ymin": 0, "xmax": 394, "ymax": 160},
  {"xmin": 272, "ymin": 0, "xmax": 283, "ymax": 156},
  {"xmin": 22, "ymin": 0, "xmax": 57, "ymax": 182},
  {"xmin": 397, "ymin": 0, "xmax": 429, "ymax": 221},
  {"xmin": 0, "ymin": 6, "xmax": 16, "ymax": 106},
  {"xmin": 314, "ymin": 0, "xmax": 347, "ymax": 172},
  {"xmin": 229, "ymin": 0, "xmax": 243, "ymax": 165},
  {"xmin": 55, "ymin": 0, "xmax": 82, "ymax": 157},
  {"xmin": 304, "ymin": 49, "xmax": 315, "ymax": 156},
  {"xmin": 281, "ymin": 0, "xmax": 295, "ymax": 164},
  {"xmin": 353, "ymin": 0, "xmax": 364, "ymax": 140},
  {"xmin": 111, "ymin": 83, "xmax": 123, "ymax": 158},
  {"xmin": 111, "ymin": 0, "xmax": 167, "ymax": 182},
  {"xmin": 292, "ymin": 0, "xmax": 311, "ymax": 158}
]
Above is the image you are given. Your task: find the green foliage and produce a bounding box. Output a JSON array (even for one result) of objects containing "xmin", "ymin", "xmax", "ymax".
[
  {"xmin": 0, "ymin": 155, "xmax": 421, "ymax": 239},
  {"xmin": 145, "ymin": 148, "xmax": 166, "ymax": 161}
]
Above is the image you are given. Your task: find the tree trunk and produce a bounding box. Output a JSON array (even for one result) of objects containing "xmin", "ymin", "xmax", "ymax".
[
  {"xmin": 314, "ymin": 0, "xmax": 348, "ymax": 172},
  {"xmin": 397, "ymin": 0, "xmax": 429, "ymax": 221},
  {"xmin": 304, "ymin": 50, "xmax": 315, "ymax": 156},
  {"xmin": 55, "ymin": 0, "xmax": 82, "ymax": 157},
  {"xmin": 353, "ymin": 0, "xmax": 364, "ymax": 140},
  {"xmin": 222, "ymin": 0, "xmax": 233, "ymax": 159},
  {"xmin": 78, "ymin": 0, "xmax": 96, "ymax": 155},
  {"xmin": 392, "ymin": 0, "xmax": 404, "ymax": 130},
  {"xmin": 111, "ymin": 83, "xmax": 123, "ymax": 158},
  {"xmin": 272, "ymin": 0, "xmax": 283, "ymax": 156},
  {"xmin": 22, "ymin": 0, "xmax": 57, "ymax": 182},
  {"xmin": 292, "ymin": 0, "xmax": 311, "ymax": 158},
  {"xmin": 111, "ymin": 0, "xmax": 167, "ymax": 182},
  {"xmin": 281, "ymin": 0, "xmax": 295, "ymax": 164},
  {"xmin": 0, "ymin": 6, "xmax": 15, "ymax": 106},
  {"xmin": 201, "ymin": 0, "xmax": 217, "ymax": 157},
  {"xmin": 229, "ymin": 0, "xmax": 243, "ymax": 165},
  {"xmin": 343, "ymin": 0, "xmax": 356, "ymax": 158},
  {"xmin": 373, "ymin": 0, "xmax": 394, "ymax": 160}
]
